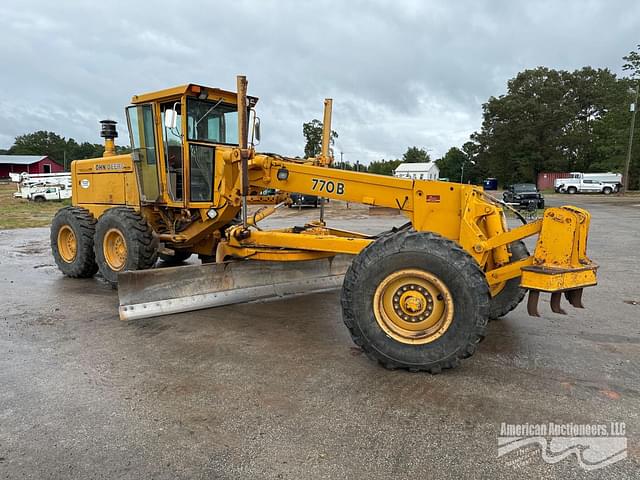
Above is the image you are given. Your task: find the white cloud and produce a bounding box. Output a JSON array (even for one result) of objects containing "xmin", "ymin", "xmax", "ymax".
[{"xmin": 0, "ymin": 0, "xmax": 638, "ymax": 162}]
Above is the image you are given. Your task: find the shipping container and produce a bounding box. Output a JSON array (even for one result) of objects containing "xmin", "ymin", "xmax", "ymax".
[{"xmin": 537, "ymin": 172, "xmax": 570, "ymax": 191}]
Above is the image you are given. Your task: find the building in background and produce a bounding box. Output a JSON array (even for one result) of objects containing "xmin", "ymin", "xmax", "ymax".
[
  {"xmin": 393, "ymin": 162, "xmax": 440, "ymax": 180},
  {"xmin": 0, "ymin": 155, "xmax": 64, "ymax": 178}
]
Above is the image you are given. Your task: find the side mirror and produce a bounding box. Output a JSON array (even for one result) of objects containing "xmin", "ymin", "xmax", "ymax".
[
  {"xmin": 164, "ymin": 109, "xmax": 178, "ymax": 129},
  {"xmin": 253, "ymin": 116, "xmax": 261, "ymax": 143}
]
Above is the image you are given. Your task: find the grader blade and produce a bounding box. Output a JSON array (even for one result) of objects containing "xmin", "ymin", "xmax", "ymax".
[{"xmin": 118, "ymin": 255, "xmax": 353, "ymax": 321}]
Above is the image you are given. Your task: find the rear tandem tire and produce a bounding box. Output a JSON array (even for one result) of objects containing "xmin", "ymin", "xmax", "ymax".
[
  {"xmin": 341, "ymin": 230, "xmax": 490, "ymax": 373},
  {"xmin": 488, "ymin": 241, "xmax": 529, "ymax": 320},
  {"xmin": 50, "ymin": 207, "xmax": 99, "ymax": 278},
  {"xmin": 94, "ymin": 207, "xmax": 158, "ymax": 287}
]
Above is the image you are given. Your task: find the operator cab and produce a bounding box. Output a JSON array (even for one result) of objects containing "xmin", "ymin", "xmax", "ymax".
[{"xmin": 125, "ymin": 84, "xmax": 258, "ymax": 207}]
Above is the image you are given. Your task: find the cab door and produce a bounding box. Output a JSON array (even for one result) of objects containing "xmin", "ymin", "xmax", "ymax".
[
  {"xmin": 126, "ymin": 104, "xmax": 161, "ymax": 203},
  {"xmin": 160, "ymin": 101, "xmax": 186, "ymax": 206}
]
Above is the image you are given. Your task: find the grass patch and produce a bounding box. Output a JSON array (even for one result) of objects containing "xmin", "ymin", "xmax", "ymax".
[{"xmin": 0, "ymin": 183, "xmax": 69, "ymax": 229}]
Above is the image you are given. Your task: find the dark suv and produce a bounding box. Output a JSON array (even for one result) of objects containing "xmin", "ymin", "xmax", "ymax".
[
  {"xmin": 289, "ymin": 193, "xmax": 319, "ymax": 208},
  {"xmin": 503, "ymin": 183, "xmax": 545, "ymax": 209}
]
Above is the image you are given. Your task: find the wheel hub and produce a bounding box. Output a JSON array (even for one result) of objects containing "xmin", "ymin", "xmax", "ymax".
[
  {"xmin": 57, "ymin": 225, "xmax": 77, "ymax": 263},
  {"xmin": 103, "ymin": 228, "xmax": 127, "ymax": 271},
  {"xmin": 373, "ymin": 269, "xmax": 454, "ymax": 345},
  {"xmin": 395, "ymin": 285, "xmax": 432, "ymax": 319}
]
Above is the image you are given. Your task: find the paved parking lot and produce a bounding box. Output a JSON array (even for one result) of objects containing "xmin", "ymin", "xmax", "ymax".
[{"xmin": 1, "ymin": 195, "xmax": 639, "ymax": 479}]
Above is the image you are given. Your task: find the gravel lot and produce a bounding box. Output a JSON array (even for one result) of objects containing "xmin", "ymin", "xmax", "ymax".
[{"xmin": 0, "ymin": 195, "xmax": 638, "ymax": 479}]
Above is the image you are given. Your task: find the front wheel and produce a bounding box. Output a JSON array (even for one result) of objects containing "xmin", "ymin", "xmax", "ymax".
[
  {"xmin": 567, "ymin": 186, "xmax": 577, "ymax": 194},
  {"xmin": 50, "ymin": 207, "xmax": 98, "ymax": 278},
  {"xmin": 94, "ymin": 207, "xmax": 158, "ymax": 287},
  {"xmin": 341, "ymin": 231, "xmax": 490, "ymax": 373}
]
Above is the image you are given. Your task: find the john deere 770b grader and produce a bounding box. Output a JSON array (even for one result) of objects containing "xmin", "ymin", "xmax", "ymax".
[{"xmin": 50, "ymin": 76, "xmax": 598, "ymax": 373}]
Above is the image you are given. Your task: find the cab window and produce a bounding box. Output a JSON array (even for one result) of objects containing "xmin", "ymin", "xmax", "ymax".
[{"xmin": 186, "ymin": 98, "xmax": 239, "ymax": 144}]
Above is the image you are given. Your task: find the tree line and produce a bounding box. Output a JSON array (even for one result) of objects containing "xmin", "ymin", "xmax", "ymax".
[
  {"xmin": 305, "ymin": 45, "xmax": 640, "ymax": 189},
  {"xmin": 5, "ymin": 45, "xmax": 640, "ymax": 189},
  {"xmin": 0, "ymin": 130, "xmax": 130, "ymax": 169}
]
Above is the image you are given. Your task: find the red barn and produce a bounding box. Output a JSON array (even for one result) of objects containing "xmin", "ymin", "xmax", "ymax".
[{"xmin": 0, "ymin": 155, "xmax": 65, "ymax": 178}]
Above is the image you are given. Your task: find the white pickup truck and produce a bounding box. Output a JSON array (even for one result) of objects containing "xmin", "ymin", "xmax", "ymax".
[
  {"xmin": 554, "ymin": 172, "xmax": 622, "ymax": 194},
  {"xmin": 28, "ymin": 186, "xmax": 71, "ymax": 202}
]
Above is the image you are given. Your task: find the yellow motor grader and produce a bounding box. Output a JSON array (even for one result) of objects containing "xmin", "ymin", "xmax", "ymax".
[{"xmin": 50, "ymin": 76, "xmax": 597, "ymax": 372}]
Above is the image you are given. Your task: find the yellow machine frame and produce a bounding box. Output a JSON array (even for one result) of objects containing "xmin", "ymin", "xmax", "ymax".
[{"xmin": 69, "ymin": 76, "xmax": 597, "ymax": 315}]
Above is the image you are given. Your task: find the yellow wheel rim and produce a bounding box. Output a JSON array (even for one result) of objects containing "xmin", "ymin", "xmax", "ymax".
[
  {"xmin": 373, "ymin": 269, "xmax": 454, "ymax": 345},
  {"xmin": 57, "ymin": 225, "xmax": 77, "ymax": 263},
  {"xmin": 103, "ymin": 228, "xmax": 127, "ymax": 271}
]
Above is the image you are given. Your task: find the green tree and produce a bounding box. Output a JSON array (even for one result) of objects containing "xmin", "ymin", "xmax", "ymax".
[
  {"xmin": 402, "ymin": 146, "xmax": 430, "ymax": 163},
  {"xmin": 623, "ymin": 45, "xmax": 640, "ymax": 79},
  {"xmin": 6, "ymin": 130, "xmax": 131, "ymax": 170},
  {"xmin": 302, "ymin": 119, "xmax": 338, "ymax": 158},
  {"xmin": 469, "ymin": 65, "xmax": 636, "ymax": 186},
  {"xmin": 10, "ymin": 131, "xmax": 68, "ymax": 164},
  {"xmin": 436, "ymin": 147, "xmax": 466, "ymax": 181},
  {"xmin": 367, "ymin": 159, "xmax": 401, "ymax": 176},
  {"xmin": 622, "ymin": 45, "xmax": 640, "ymax": 188}
]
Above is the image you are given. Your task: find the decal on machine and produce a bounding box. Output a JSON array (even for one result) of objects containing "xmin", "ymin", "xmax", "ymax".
[
  {"xmin": 95, "ymin": 163, "xmax": 124, "ymax": 171},
  {"xmin": 311, "ymin": 178, "xmax": 345, "ymax": 195}
]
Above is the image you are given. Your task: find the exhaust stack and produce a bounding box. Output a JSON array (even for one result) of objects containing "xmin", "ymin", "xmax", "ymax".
[{"xmin": 100, "ymin": 120, "xmax": 118, "ymax": 157}]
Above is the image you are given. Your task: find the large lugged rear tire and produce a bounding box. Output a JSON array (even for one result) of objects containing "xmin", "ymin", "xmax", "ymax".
[
  {"xmin": 50, "ymin": 207, "xmax": 99, "ymax": 278},
  {"xmin": 94, "ymin": 207, "xmax": 158, "ymax": 287},
  {"xmin": 341, "ymin": 231, "xmax": 490, "ymax": 373},
  {"xmin": 488, "ymin": 241, "xmax": 529, "ymax": 320}
]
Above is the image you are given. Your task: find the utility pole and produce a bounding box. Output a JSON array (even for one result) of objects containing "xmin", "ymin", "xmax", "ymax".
[
  {"xmin": 623, "ymin": 83, "xmax": 639, "ymax": 195},
  {"xmin": 460, "ymin": 160, "xmax": 475, "ymax": 183}
]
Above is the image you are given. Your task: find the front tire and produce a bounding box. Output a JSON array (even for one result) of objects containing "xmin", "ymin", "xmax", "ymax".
[
  {"xmin": 567, "ymin": 186, "xmax": 577, "ymax": 194},
  {"xmin": 341, "ymin": 231, "xmax": 490, "ymax": 373},
  {"xmin": 50, "ymin": 207, "xmax": 98, "ymax": 278},
  {"xmin": 94, "ymin": 207, "xmax": 158, "ymax": 287}
]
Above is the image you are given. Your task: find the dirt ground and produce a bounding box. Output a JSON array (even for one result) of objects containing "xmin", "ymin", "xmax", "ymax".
[{"xmin": 0, "ymin": 194, "xmax": 639, "ymax": 479}]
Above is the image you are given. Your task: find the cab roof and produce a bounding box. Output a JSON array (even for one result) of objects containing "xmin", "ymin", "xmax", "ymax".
[{"xmin": 131, "ymin": 83, "xmax": 258, "ymax": 106}]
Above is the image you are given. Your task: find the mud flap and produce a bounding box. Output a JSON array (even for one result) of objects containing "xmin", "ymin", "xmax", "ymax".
[{"xmin": 118, "ymin": 255, "xmax": 353, "ymax": 321}]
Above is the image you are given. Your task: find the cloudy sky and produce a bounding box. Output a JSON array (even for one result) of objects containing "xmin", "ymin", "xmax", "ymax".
[{"xmin": 1, "ymin": 0, "xmax": 638, "ymax": 164}]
